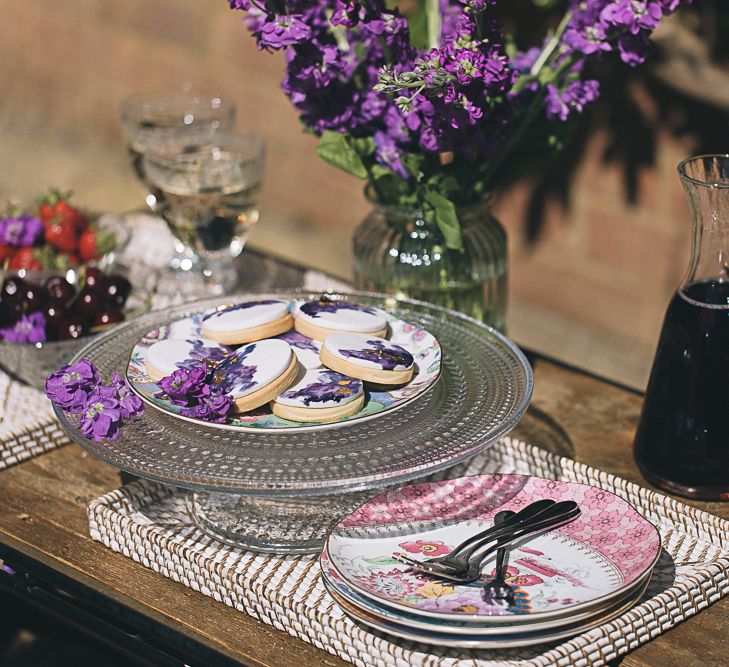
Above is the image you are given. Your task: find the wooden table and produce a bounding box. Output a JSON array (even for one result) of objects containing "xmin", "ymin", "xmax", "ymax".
[{"xmin": 0, "ymin": 257, "xmax": 727, "ymax": 666}]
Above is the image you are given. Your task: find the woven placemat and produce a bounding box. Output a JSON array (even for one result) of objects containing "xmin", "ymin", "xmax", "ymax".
[
  {"xmin": 0, "ymin": 374, "xmax": 62, "ymax": 471},
  {"xmin": 88, "ymin": 436, "xmax": 729, "ymax": 666}
]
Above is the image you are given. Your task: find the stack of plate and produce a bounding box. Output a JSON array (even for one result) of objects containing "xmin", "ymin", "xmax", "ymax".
[{"xmin": 321, "ymin": 474, "xmax": 660, "ymax": 648}]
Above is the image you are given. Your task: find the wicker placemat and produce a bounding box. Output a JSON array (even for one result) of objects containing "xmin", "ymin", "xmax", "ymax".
[
  {"xmin": 0, "ymin": 375, "xmax": 63, "ymax": 471},
  {"xmin": 87, "ymin": 436, "xmax": 729, "ymax": 666}
]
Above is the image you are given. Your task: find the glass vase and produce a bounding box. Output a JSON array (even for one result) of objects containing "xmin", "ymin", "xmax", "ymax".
[
  {"xmin": 633, "ymin": 154, "xmax": 729, "ymax": 500},
  {"xmin": 353, "ymin": 198, "xmax": 507, "ymax": 329}
]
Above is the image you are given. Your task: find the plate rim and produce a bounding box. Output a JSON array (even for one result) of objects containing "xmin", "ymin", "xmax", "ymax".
[{"xmin": 327, "ymin": 576, "xmax": 651, "ymax": 649}]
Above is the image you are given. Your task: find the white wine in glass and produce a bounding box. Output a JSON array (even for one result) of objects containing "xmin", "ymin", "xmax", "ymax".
[{"xmin": 143, "ymin": 133, "xmax": 266, "ymax": 295}]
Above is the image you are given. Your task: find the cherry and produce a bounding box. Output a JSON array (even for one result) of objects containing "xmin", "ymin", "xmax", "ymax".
[
  {"xmin": 57, "ymin": 316, "xmax": 87, "ymax": 341},
  {"xmin": 103, "ymin": 275, "xmax": 132, "ymax": 308},
  {"xmin": 73, "ymin": 289, "xmax": 103, "ymax": 318},
  {"xmin": 44, "ymin": 303, "xmax": 66, "ymax": 329},
  {"xmin": 1, "ymin": 277, "xmax": 26, "ymax": 304},
  {"xmin": 84, "ymin": 266, "xmax": 104, "ymax": 291},
  {"xmin": 21, "ymin": 283, "xmax": 46, "ymax": 313},
  {"xmin": 93, "ymin": 309, "xmax": 124, "ymax": 328},
  {"xmin": 0, "ymin": 301, "xmax": 17, "ymax": 328},
  {"xmin": 44, "ymin": 276, "xmax": 75, "ymax": 305}
]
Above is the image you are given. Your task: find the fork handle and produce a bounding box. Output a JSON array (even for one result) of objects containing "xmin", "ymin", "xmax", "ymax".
[
  {"xmin": 430, "ymin": 508, "xmax": 581, "ymax": 583},
  {"xmin": 446, "ymin": 499, "xmax": 555, "ymax": 560},
  {"xmin": 452, "ymin": 500, "xmax": 577, "ymax": 564}
]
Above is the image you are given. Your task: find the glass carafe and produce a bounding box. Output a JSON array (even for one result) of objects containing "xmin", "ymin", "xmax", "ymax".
[{"xmin": 634, "ymin": 154, "xmax": 729, "ymax": 499}]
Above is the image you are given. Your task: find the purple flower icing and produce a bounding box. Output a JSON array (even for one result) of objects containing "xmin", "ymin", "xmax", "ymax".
[
  {"xmin": 281, "ymin": 370, "xmax": 363, "ymax": 406},
  {"xmin": 277, "ymin": 331, "xmax": 319, "ymax": 353},
  {"xmin": 213, "ymin": 343, "xmax": 258, "ymax": 394},
  {"xmin": 339, "ymin": 339, "xmax": 414, "ymax": 370},
  {"xmin": 176, "ymin": 338, "xmax": 232, "ymax": 371},
  {"xmin": 202, "ymin": 300, "xmax": 284, "ymax": 322},
  {"xmin": 45, "ymin": 359, "xmax": 101, "ymax": 413},
  {"xmin": 300, "ymin": 298, "xmax": 377, "ymax": 319},
  {"xmin": 0, "ymin": 311, "xmax": 46, "ymax": 344}
]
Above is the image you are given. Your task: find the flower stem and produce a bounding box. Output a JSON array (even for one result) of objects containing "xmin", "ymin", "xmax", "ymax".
[
  {"xmin": 483, "ymin": 10, "xmax": 574, "ymax": 186},
  {"xmin": 530, "ymin": 11, "xmax": 573, "ymax": 77}
]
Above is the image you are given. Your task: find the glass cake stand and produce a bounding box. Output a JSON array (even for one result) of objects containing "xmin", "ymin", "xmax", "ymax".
[{"xmin": 54, "ymin": 291, "xmax": 533, "ymax": 554}]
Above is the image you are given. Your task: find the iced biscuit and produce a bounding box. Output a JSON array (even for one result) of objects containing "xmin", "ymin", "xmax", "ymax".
[
  {"xmin": 272, "ymin": 369, "xmax": 364, "ymax": 423},
  {"xmin": 294, "ymin": 298, "xmax": 387, "ymax": 340},
  {"xmin": 319, "ymin": 333, "xmax": 414, "ymax": 385},
  {"xmin": 201, "ymin": 299, "xmax": 293, "ymax": 344},
  {"xmin": 213, "ymin": 338, "xmax": 299, "ymax": 413}
]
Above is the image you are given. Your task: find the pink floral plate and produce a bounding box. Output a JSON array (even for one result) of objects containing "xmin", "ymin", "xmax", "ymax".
[
  {"xmin": 320, "ymin": 547, "xmax": 652, "ymax": 635},
  {"xmin": 325, "ymin": 575, "xmax": 651, "ymax": 649},
  {"xmin": 326, "ymin": 473, "xmax": 661, "ymax": 623}
]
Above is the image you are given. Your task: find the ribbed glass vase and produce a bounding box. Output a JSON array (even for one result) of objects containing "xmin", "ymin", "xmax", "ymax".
[{"xmin": 353, "ymin": 197, "xmax": 507, "ymax": 330}]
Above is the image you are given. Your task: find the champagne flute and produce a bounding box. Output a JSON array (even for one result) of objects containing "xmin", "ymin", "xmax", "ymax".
[{"xmin": 142, "ymin": 132, "xmax": 266, "ymax": 296}]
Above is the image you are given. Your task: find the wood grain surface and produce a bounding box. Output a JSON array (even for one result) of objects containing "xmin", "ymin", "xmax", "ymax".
[{"xmin": 0, "ymin": 356, "xmax": 727, "ymax": 666}]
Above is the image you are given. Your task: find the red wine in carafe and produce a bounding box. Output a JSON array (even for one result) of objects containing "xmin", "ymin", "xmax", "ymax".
[{"xmin": 634, "ymin": 279, "xmax": 729, "ymax": 499}]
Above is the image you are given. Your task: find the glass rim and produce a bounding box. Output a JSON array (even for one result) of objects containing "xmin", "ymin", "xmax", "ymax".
[
  {"xmin": 677, "ymin": 154, "xmax": 729, "ymax": 189},
  {"xmin": 142, "ymin": 132, "xmax": 266, "ymax": 170},
  {"xmin": 118, "ymin": 86, "xmax": 236, "ymax": 120}
]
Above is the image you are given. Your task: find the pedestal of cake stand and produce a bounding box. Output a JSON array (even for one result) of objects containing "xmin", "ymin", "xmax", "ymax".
[{"xmin": 187, "ymin": 489, "xmax": 377, "ymax": 554}]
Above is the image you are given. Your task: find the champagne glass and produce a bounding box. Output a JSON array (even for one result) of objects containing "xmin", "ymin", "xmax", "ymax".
[
  {"xmin": 119, "ymin": 87, "xmax": 237, "ymax": 281},
  {"xmin": 142, "ymin": 132, "xmax": 266, "ymax": 296}
]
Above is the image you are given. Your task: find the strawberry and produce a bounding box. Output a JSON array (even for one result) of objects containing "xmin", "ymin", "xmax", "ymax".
[
  {"xmin": 37, "ymin": 189, "xmax": 88, "ymax": 232},
  {"xmin": 0, "ymin": 245, "xmax": 13, "ymax": 262},
  {"xmin": 44, "ymin": 217, "xmax": 78, "ymax": 253},
  {"xmin": 9, "ymin": 247, "xmax": 41, "ymax": 271},
  {"xmin": 38, "ymin": 201, "xmax": 55, "ymax": 223},
  {"xmin": 79, "ymin": 228, "xmax": 115, "ymax": 263}
]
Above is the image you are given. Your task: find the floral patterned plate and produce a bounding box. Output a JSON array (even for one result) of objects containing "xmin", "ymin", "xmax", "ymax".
[
  {"xmin": 326, "ymin": 474, "xmax": 661, "ymax": 623},
  {"xmin": 325, "ymin": 575, "xmax": 651, "ymax": 649},
  {"xmin": 320, "ymin": 547, "xmax": 652, "ymax": 635},
  {"xmin": 126, "ymin": 299, "xmax": 441, "ymax": 432}
]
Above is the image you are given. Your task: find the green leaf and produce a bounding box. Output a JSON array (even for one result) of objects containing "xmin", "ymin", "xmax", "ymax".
[
  {"xmin": 351, "ymin": 136, "xmax": 375, "ymax": 157},
  {"xmin": 316, "ymin": 131, "xmax": 368, "ymax": 179},
  {"xmin": 363, "ymin": 556, "xmax": 400, "ymax": 565},
  {"xmin": 424, "ymin": 189, "xmax": 463, "ymax": 250},
  {"xmin": 402, "ymin": 153, "xmax": 425, "ymax": 180}
]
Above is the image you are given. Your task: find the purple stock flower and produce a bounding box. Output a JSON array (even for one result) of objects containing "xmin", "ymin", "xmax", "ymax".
[
  {"xmin": 0, "ymin": 214, "xmax": 44, "ymax": 246},
  {"xmin": 111, "ymin": 372, "xmax": 144, "ymax": 420},
  {"xmin": 78, "ymin": 385, "xmax": 123, "ymax": 441},
  {"xmin": 259, "ymin": 14, "xmax": 311, "ymax": 49},
  {"xmin": 228, "ymin": 0, "xmax": 686, "ymax": 192},
  {"xmin": 601, "ymin": 0, "xmax": 664, "ymax": 35},
  {"xmin": 180, "ymin": 391, "xmax": 234, "ymax": 423},
  {"xmin": 46, "ymin": 361, "xmax": 143, "ymax": 441},
  {"xmin": 156, "ymin": 365, "xmax": 208, "ymax": 406},
  {"xmin": 374, "ymin": 130, "xmax": 408, "ymax": 178},
  {"xmin": 545, "ymin": 80, "xmax": 601, "ymax": 121},
  {"xmin": 45, "ymin": 359, "xmax": 100, "ymax": 413},
  {"xmin": 0, "ymin": 311, "xmax": 46, "ymax": 345}
]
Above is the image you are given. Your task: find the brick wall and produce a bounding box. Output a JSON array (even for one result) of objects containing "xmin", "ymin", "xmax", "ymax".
[{"xmin": 0, "ymin": 0, "xmax": 698, "ymax": 387}]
